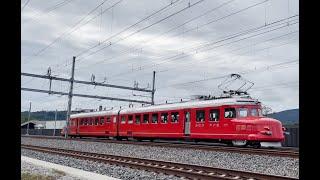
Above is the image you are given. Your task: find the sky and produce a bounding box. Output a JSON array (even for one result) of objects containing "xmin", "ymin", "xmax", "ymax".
[{"xmin": 21, "ymin": 0, "xmax": 299, "ymax": 113}]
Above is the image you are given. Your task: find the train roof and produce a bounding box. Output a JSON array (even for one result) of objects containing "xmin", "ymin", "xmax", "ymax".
[{"xmin": 70, "ymin": 96, "xmax": 260, "ymax": 118}]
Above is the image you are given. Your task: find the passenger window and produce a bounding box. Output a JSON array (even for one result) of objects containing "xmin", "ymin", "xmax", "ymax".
[
  {"xmin": 152, "ymin": 113, "xmax": 158, "ymax": 124},
  {"xmin": 171, "ymin": 112, "xmax": 179, "ymax": 123},
  {"xmin": 100, "ymin": 117, "xmax": 104, "ymax": 125},
  {"xmin": 209, "ymin": 109, "xmax": 219, "ymax": 122},
  {"xmin": 128, "ymin": 115, "xmax": 133, "ymax": 124},
  {"xmin": 106, "ymin": 116, "xmax": 111, "ymax": 123},
  {"xmin": 95, "ymin": 117, "xmax": 99, "ymax": 125},
  {"xmin": 143, "ymin": 114, "xmax": 149, "ymax": 124},
  {"xmin": 161, "ymin": 113, "xmax": 168, "ymax": 123},
  {"xmin": 225, "ymin": 108, "xmax": 236, "ymax": 118},
  {"xmin": 90, "ymin": 118, "xmax": 93, "ymax": 125},
  {"xmin": 196, "ymin": 110, "xmax": 205, "ymax": 122},
  {"xmin": 121, "ymin": 116, "xmax": 126, "ymax": 124},
  {"xmin": 135, "ymin": 115, "xmax": 141, "ymax": 124},
  {"xmin": 238, "ymin": 108, "xmax": 248, "ymax": 117}
]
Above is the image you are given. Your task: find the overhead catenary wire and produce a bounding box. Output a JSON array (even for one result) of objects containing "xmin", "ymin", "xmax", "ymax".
[
  {"xmin": 108, "ymin": 18, "xmax": 298, "ymax": 78},
  {"xmin": 76, "ymin": 15, "xmax": 298, "ymax": 78},
  {"xmin": 76, "ymin": 0, "xmax": 205, "ymax": 61},
  {"xmin": 21, "ymin": 0, "xmax": 31, "ymax": 12},
  {"xmin": 157, "ymin": 59, "xmax": 298, "ymax": 89},
  {"xmin": 23, "ymin": 0, "xmax": 75, "ymax": 23},
  {"xmin": 30, "ymin": 0, "xmax": 111, "ymax": 58},
  {"xmin": 74, "ymin": 0, "xmax": 237, "ymax": 70},
  {"xmin": 75, "ymin": 0, "xmax": 182, "ymax": 58},
  {"xmin": 89, "ymin": 5, "xmax": 297, "ymax": 71}
]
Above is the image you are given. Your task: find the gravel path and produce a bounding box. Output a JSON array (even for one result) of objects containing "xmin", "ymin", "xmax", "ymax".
[
  {"xmin": 21, "ymin": 137, "xmax": 299, "ymax": 178},
  {"xmin": 21, "ymin": 160, "xmax": 85, "ymax": 180},
  {"xmin": 22, "ymin": 149, "xmax": 180, "ymax": 180}
]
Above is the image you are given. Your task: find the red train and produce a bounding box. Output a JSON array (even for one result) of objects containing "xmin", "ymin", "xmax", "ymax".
[{"xmin": 62, "ymin": 95, "xmax": 286, "ymax": 148}]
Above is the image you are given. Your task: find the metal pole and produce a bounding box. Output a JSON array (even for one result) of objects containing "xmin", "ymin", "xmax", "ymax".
[
  {"xmin": 53, "ymin": 109, "xmax": 57, "ymax": 136},
  {"xmin": 26, "ymin": 102, "xmax": 31, "ymax": 135},
  {"xmin": 151, "ymin": 71, "xmax": 156, "ymax": 105},
  {"xmin": 65, "ymin": 56, "xmax": 76, "ymax": 138}
]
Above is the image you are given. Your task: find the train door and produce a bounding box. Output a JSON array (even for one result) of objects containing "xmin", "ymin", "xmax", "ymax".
[
  {"xmin": 184, "ymin": 110, "xmax": 191, "ymax": 136},
  {"xmin": 76, "ymin": 118, "xmax": 79, "ymax": 135}
]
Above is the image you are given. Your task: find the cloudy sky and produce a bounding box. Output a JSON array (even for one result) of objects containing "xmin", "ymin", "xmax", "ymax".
[{"xmin": 21, "ymin": 0, "xmax": 299, "ymax": 113}]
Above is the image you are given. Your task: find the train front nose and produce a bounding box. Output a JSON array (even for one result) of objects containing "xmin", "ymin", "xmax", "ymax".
[
  {"xmin": 257, "ymin": 118, "xmax": 284, "ymax": 138},
  {"xmin": 253, "ymin": 118, "xmax": 285, "ymax": 147}
]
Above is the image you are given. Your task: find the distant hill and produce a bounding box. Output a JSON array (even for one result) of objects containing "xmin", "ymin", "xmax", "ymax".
[{"xmin": 267, "ymin": 109, "xmax": 299, "ymax": 125}]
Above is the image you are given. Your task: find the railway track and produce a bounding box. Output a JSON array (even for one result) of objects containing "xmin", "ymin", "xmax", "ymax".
[
  {"xmin": 21, "ymin": 144, "xmax": 297, "ymax": 180},
  {"xmin": 21, "ymin": 135, "xmax": 299, "ymax": 158}
]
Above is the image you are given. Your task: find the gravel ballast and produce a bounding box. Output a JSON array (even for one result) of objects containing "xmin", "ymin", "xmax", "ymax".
[
  {"xmin": 21, "ymin": 137, "xmax": 299, "ymax": 178},
  {"xmin": 22, "ymin": 149, "xmax": 179, "ymax": 180}
]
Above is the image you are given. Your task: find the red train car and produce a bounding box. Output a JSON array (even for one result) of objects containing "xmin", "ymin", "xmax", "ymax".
[{"xmin": 62, "ymin": 95, "xmax": 285, "ymax": 148}]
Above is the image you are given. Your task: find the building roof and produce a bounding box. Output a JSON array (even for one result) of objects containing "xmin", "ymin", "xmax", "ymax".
[{"xmin": 21, "ymin": 120, "xmax": 65, "ymax": 126}]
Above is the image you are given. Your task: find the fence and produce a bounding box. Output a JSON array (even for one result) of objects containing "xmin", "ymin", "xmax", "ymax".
[
  {"xmin": 282, "ymin": 126, "xmax": 299, "ymax": 147},
  {"xmin": 21, "ymin": 128, "xmax": 62, "ymax": 136}
]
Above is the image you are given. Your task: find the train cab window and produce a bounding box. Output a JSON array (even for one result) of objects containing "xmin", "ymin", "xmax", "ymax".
[
  {"xmin": 135, "ymin": 115, "xmax": 141, "ymax": 124},
  {"xmin": 258, "ymin": 109, "xmax": 262, "ymax": 117},
  {"xmin": 209, "ymin": 109, "xmax": 219, "ymax": 122},
  {"xmin": 224, "ymin": 108, "xmax": 236, "ymax": 118},
  {"xmin": 106, "ymin": 116, "xmax": 111, "ymax": 123},
  {"xmin": 238, "ymin": 108, "xmax": 248, "ymax": 117},
  {"xmin": 196, "ymin": 110, "xmax": 205, "ymax": 122},
  {"xmin": 171, "ymin": 112, "xmax": 179, "ymax": 123},
  {"xmin": 152, "ymin": 113, "xmax": 158, "ymax": 124},
  {"xmin": 100, "ymin": 117, "xmax": 105, "ymax": 125},
  {"xmin": 143, "ymin": 114, "xmax": 149, "ymax": 124},
  {"xmin": 121, "ymin": 116, "xmax": 126, "ymax": 124},
  {"xmin": 251, "ymin": 108, "xmax": 258, "ymax": 117},
  {"xmin": 95, "ymin": 117, "xmax": 99, "ymax": 125},
  {"xmin": 161, "ymin": 113, "xmax": 168, "ymax": 123}
]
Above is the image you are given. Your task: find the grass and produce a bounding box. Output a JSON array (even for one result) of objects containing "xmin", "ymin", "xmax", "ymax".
[
  {"xmin": 52, "ymin": 169, "xmax": 66, "ymax": 176},
  {"xmin": 21, "ymin": 173, "xmax": 55, "ymax": 180},
  {"xmin": 21, "ymin": 169, "xmax": 66, "ymax": 180}
]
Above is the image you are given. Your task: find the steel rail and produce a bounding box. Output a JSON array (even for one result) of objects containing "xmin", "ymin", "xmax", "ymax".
[
  {"xmin": 21, "ymin": 135, "xmax": 299, "ymax": 158},
  {"xmin": 21, "ymin": 144, "xmax": 297, "ymax": 180}
]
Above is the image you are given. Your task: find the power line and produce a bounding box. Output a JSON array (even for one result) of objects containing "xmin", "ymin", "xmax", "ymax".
[
  {"xmin": 21, "ymin": 0, "xmax": 31, "ymax": 12},
  {"xmin": 30, "ymin": 0, "xmax": 111, "ymax": 58},
  {"xmin": 118, "ymin": 37, "xmax": 296, "ymax": 83},
  {"xmin": 108, "ymin": 18, "xmax": 298, "ymax": 77},
  {"xmin": 75, "ymin": 0, "xmax": 237, "ymax": 70},
  {"xmin": 76, "ymin": 0, "xmax": 205, "ymax": 61},
  {"xmin": 100, "ymin": 6, "xmax": 297, "ymax": 70},
  {"xmin": 23, "ymin": 0, "xmax": 75, "ymax": 22},
  {"xmin": 157, "ymin": 59, "xmax": 298, "ymax": 89},
  {"xmin": 75, "ymin": 0, "xmax": 181, "ymax": 58}
]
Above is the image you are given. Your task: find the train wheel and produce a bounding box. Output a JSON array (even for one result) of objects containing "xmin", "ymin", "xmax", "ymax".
[
  {"xmin": 252, "ymin": 142, "xmax": 261, "ymax": 148},
  {"xmin": 232, "ymin": 140, "xmax": 247, "ymax": 147}
]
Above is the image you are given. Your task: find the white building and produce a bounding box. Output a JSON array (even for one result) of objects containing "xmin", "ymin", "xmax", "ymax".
[
  {"xmin": 45, "ymin": 120, "xmax": 66, "ymax": 129},
  {"xmin": 21, "ymin": 120, "xmax": 66, "ymax": 129}
]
